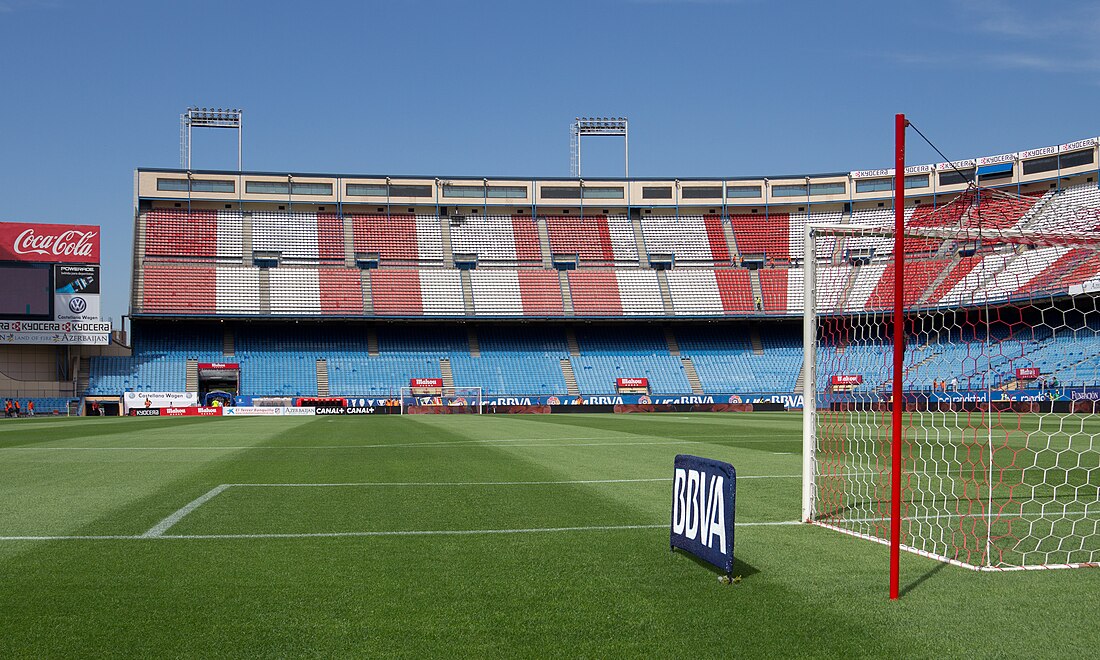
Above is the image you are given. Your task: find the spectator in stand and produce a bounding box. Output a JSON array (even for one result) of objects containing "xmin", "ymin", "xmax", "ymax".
[
  {"xmin": 950, "ymin": 377, "xmax": 958, "ymax": 391},
  {"xmin": 1051, "ymin": 376, "xmax": 1060, "ymax": 390}
]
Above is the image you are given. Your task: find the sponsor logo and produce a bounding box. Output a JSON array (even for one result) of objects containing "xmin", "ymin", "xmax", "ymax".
[
  {"xmin": 672, "ymin": 467, "xmax": 729, "ymax": 553},
  {"xmin": 638, "ymin": 395, "xmax": 651, "ymax": 404},
  {"xmin": 314, "ymin": 406, "xmax": 376, "ymax": 415},
  {"xmin": 546, "ymin": 396, "xmax": 560, "ymax": 406},
  {"xmin": 131, "ymin": 408, "xmax": 161, "ymax": 417},
  {"xmin": 1061, "ymin": 138, "xmax": 1097, "ymax": 153},
  {"xmin": 1019, "ymin": 145, "xmax": 1058, "ymax": 159},
  {"xmin": 13, "ymin": 228, "xmax": 97, "ymax": 258},
  {"xmin": 831, "ymin": 374, "xmax": 863, "ymax": 385},
  {"xmin": 410, "ymin": 378, "xmax": 443, "ymax": 387},
  {"xmin": 727, "ymin": 395, "xmax": 743, "ymax": 404},
  {"xmin": 582, "ymin": 396, "xmax": 624, "ymax": 405},
  {"xmin": 976, "ymin": 153, "xmax": 1015, "ymax": 165},
  {"xmin": 617, "ymin": 378, "xmax": 648, "ymax": 387},
  {"xmin": 68, "ymin": 297, "xmax": 87, "ymax": 314}
]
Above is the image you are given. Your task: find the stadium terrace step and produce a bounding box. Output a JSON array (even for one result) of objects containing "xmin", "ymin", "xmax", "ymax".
[
  {"xmin": 367, "ymin": 327, "xmax": 380, "ymax": 357},
  {"xmin": 750, "ymin": 327, "xmax": 764, "ymax": 355},
  {"xmin": 536, "ymin": 217, "xmax": 553, "ymax": 268},
  {"xmin": 565, "ymin": 328, "xmax": 581, "ymax": 357},
  {"xmin": 793, "ymin": 363, "xmax": 805, "ymax": 394},
  {"xmin": 630, "ymin": 215, "xmax": 649, "ymax": 265},
  {"xmin": 655, "ymin": 270, "xmax": 675, "ymax": 315},
  {"xmin": 664, "ymin": 327, "xmax": 681, "ymax": 357},
  {"xmin": 681, "ymin": 357, "xmax": 704, "ymax": 395},
  {"xmin": 560, "ymin": 358, "xmax": 580, "ymax": 396},
  {"xmin": 185, "ymin": 359, "xmax": 198, "ymax": 392},
  {"xmin": 316, "ymin": 359, "xmax": 329, "ymax": 397},
  {"xmin": 459, "ymin": 269, "xmax": 475, "ymax": 316},
  {"xmin": 223, "ymin": 328, "xmax": 235, "ymax": 357},
  {"xmin": 440, "ymin": 358, "xmax": 454, "ymax": 390},
  {"xmin": 439, "ymin": 215, "xmax": 454, "ymax": 267},
  {"xmin": 361, "ymin": 270, "xmax": 374, "ymax": 314},
  {"xmin": 467, "ymin": 327, "xmax": 480, "ymax": 357},
  {"xmin": 749, "ymin": 269, "xmax": 764, "ymax": 314},
  {"xmin": 558, "ymin": 270, "xmax": 574, "ymax": 316}
]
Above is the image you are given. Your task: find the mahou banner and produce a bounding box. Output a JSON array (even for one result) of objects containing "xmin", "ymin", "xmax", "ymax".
[{"xmin": 0, "ymin": 223, "xmax": 100, "ymax": 263}]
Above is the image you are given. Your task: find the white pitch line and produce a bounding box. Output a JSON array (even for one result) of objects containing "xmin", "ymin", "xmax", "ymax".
[
  {"xmin": 0, "ymin": 519, "xmax": 804, "ymax": 542},
  {"xmin": 141, "ymin": 484, "xmax": 231, "ymax": 538},
  {"xmin": 228, "ymin": 475, "xmax": 802, "ymax": 487}
]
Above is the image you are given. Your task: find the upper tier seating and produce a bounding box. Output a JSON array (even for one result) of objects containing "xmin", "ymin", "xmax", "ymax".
[
  {"xmin": 730, "ymin": 213, "xmax": 790, "ymax": 264},
  {"xmin": 448, "ymin": 215, "xmax": 542, "ymax": 265},
  {"xmin": 640, "ymin": 215, "xmax": 731, "ymax": 264},
  {"xmin": 545, "ymin": 215, "xmax": 638, "ymax": 265},
  {"xmin": 350, "ymin": 214, "xmax": 443, "ymax": 265}
]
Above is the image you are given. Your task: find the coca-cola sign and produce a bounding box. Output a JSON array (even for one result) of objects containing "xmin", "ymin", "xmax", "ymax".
[{"xmin": 0, "ymin": 223, "xmax": 100, "ymax": 263}]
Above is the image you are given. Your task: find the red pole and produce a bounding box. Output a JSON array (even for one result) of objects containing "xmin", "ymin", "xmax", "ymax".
[{"xmin": 890, "ymin": 113, "xmax": 907, "ymax": 600}]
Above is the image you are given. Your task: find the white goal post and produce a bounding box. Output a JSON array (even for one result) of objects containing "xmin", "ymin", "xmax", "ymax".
[
  {"xmin": 399, "ymin": 387, "xmax": 483, "ymax": 415},
  {"xmin": 802, "ymin": 202, "xmax": 1100, "ymax": 582}
]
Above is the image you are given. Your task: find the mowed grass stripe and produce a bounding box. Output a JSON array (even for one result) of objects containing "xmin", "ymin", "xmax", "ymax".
[{"xmin": 2, "ymin": 414, "xmax": 1100, "ymax": 657}]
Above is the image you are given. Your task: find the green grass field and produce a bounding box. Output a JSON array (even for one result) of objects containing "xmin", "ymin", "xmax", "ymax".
[{"xmin": 1, "ymin": 412, "xmax": 1098, "ymax": 657}]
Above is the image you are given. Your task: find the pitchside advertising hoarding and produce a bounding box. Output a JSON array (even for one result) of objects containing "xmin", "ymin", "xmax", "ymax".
[
  {"xmin": 0, "ymin": 222, "xmax": 107, "ymax": 344},
  {"xmin": 670, "ymin": 455, "xmax": 736, "ymax": 577}
]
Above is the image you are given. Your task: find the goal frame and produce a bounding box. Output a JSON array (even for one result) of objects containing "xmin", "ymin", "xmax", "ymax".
[
  {"xmin": 803, "ymin": 115, "xmax": 1100, "ymax": 597},
  {"xmin": 398, "ymin": 387, "xmax": 483, "ymax": 415}
]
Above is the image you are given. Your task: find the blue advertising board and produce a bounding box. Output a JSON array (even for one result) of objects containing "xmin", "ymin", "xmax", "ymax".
[{"xmin": 670, "ymin": 454, "xmax": 736, "ymax": 575}]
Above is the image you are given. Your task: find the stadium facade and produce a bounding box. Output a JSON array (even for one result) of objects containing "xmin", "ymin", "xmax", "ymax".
[{"xmin": 79, "ymin": 135, "xmax": 1100, "ymax": 412}]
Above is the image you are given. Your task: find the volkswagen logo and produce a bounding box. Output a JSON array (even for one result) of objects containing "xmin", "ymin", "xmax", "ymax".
[{"xmin": 68, "ymin": 297, "xmax": 87, "ymax": 314}]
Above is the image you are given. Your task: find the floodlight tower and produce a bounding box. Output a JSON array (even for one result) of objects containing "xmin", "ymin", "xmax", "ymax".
[
  {"xmin": 570, "ymin": 117, "xmax": 628, "ymax": 178},
  {"xmin": 180, "ymin": 107, "xmax": 243, "ymax": 170}
]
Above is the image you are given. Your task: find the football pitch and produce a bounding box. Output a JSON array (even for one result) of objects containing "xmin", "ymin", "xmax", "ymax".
[{"xmin": 1, "ymin": 413, "xmax": 1098, "ymax": 657}]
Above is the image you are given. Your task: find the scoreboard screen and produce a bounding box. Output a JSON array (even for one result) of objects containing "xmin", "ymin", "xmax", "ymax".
[{"xmin": 0, "ymin": 264, "xmax": 51, "ymax": 318}]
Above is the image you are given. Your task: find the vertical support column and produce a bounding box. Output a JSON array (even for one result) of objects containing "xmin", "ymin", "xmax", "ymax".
[
  {"xmin": 890, "ymin": 113, "xmax": 908, "ymax": 601},
  {"xmin": 801, "ymin": 224, "xmax": 817, "ymax": 523}
]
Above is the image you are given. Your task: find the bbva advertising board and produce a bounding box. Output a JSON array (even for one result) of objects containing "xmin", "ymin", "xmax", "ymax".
[{"xmin": 670, "ymin": 454, "xmax": 736, "ymax": 575}]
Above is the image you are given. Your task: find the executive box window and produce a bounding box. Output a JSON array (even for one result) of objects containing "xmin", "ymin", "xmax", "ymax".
[
  {"xmin": 157, "ymin": 178, "xmax": 235, "ymax": 193},
  {"xmin": 1020, "ymin": 148, "xmax": 1097, "ymax": 176},
  {"xmin": 810, "ymin": 182, "xmax": 846, "ymax": 196},
  {"xmin": 388, "ymin": 185, "xmax": 433, "ymax": 197},
  {"xmin": 1059, "ymin": 149, "xmax": 1094, "ymax": 169},
  {"xmin": 681, "ymin": 186, "xmax": 723, "ymax": 199},
  {"xmin": 642, "ymin": 186, "xmax": 672, "ymax": 199},
  {"xmin": 855, "ymin": 174, "xmax": 930, "ymax": 194},
  {"xmin": 938, "ymin": 169, "xmax": 975, "ymax": 186},
  {"xmin": 443, "ymin": 185, "xmax": 528, "ymax": 198},
  {"xmin": 772, "ymin": 183, "xmax": 807, "ymax": 197},
  {"xmin": 540, "ymin": 186, "xmax": 624, "ymax": 199},
  {"xmin": 345, "ymin": 184, "xmax": 432, "ymax": 197},
  {"xmin": 245, "ymin": 181, "xmax": 333, "ymax": 195},
  {"xmin": 726, "ymin": 185, "xmax": 761, "ymax": 198},
  {"xmin": 346, "ymin": 184, "xmax": 388, "ymax": 197}
]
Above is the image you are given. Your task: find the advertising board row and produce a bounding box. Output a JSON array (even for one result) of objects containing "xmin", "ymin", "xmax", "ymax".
[
  {"xmin": 849, "ymin": 136, "xmax": 1098, "ymax": 179},
  {"xmin": 0, "ymin": 319, "xmax": 110, "ymax": 345}
]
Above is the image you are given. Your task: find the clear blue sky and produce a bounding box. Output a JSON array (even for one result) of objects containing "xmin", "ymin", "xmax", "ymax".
[{"xmin": 1, "ymin": 0, "xmax": 1097, "ymax": 323}]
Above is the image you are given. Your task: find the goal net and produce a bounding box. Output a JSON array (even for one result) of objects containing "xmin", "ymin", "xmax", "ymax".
[
  {"xmin": 399, "ymin": 387, "xmax": 483, "ymax": 414},
  {"xmin": 803, "ymin": 185, "xmax": 1100, "ymax": 573}
]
